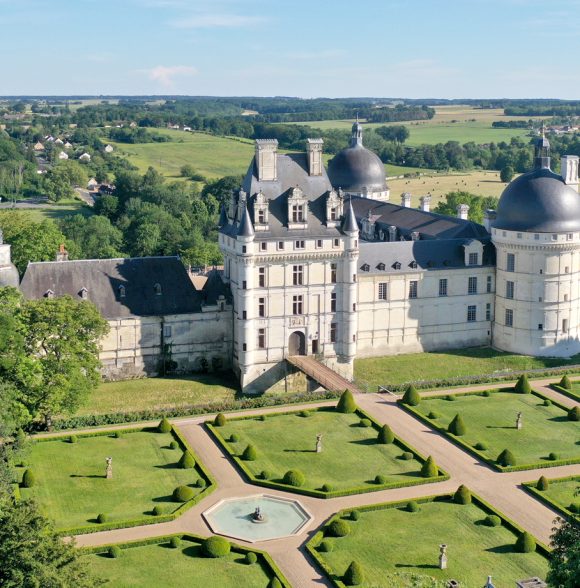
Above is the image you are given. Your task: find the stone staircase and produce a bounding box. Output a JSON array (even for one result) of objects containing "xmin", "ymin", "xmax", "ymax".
[{"xmin": 286, "ymin": 356, "xmax": 362, "ymax": 394}]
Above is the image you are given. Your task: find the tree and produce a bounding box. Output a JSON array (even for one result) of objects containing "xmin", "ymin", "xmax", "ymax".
[
  {"xmin": 402, "ymin": 385, "xmax": 420, "ymax": 406},
  {"xmin": 421, "ymin": 455, "xmax": 438, "ymax": 478},
  {"xmin": 336, "ymin": 389, "xmax": 357, "ymax": 413},
  {"xmin": 547, "ymin": 517, "xmax": 580, "ymax": 588},
  {"xmin": 343, "ymin": 560, "xmax": 364, "ymax": 586},
  {"xmin": 514, "ymin": 374, "xmax": 532, "ymax": 394},
  {"xmin": 60, "ymin": 214, "xmax": 125, "ymax": 259},
  {"xmin": 433, "ymin": 191, "xmax": 499, "ymax": 224},
  {"xmin": 448, "ymin": 414, "xmax": 467, "ymax": 436},
  {"xmin": 500, "ymin": 165, "xmax": 515, "ymax": 183}
]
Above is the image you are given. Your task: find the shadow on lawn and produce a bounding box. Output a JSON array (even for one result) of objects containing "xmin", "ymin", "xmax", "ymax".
[
  {"xmin": 395, "ymin": 563, "xmax": 440, "ymax": 570},
  {"xmin": 70, "ymin": 474, "xmax": 105, "ymax": 479},
  {"xmin": 283, "ymin": 448, "xmax": 315, "ymax": 453},
  {"xmin": 486, "ymin": 425, "xmax": 516, "ymax": 430},
  {"xmin": 485, "ymin": 543, "xmax": 516, "ymax": 554}
]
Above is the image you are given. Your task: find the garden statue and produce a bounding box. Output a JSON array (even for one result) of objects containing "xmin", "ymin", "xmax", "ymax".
[
  {"xmin": 516, "ymin": 411, "xmax": 523, "ymax": 430},
  {"xmin": 316, "ymin": 433, "xmax": 323, "ymax": 453},
  {"xmin": 105, "ymin": 456, "xmax": 113, "ymax": 479},
  {"xmin": 439, "ymin": 544, "xmax": 448, "ymax": 570}
]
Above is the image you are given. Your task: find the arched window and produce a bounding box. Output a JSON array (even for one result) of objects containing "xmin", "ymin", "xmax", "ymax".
[
  {"xmin": 154, "ymin": 283, "xmax": 162, "ymax": 296},
  {"xmin": 79, "ymin": 287, "xmax": 88, "ymax": 299},
  {"xmin": 118, "ymin": 285, "xmax": 126, "ymax": 298}
]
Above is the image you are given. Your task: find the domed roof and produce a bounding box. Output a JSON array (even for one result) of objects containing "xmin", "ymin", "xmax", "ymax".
[
  {"xmin": 328, "ymin": 122, "xmax": 387, "ymax": 194},
  {"xmin": 495, "ymin": 168, "xmax": 580, "ymax": 233}
]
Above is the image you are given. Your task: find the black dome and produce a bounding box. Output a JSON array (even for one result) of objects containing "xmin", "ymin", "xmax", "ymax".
[{"xmin": 494, "ymin": 167, "xmax": 580, "ymax": 233}]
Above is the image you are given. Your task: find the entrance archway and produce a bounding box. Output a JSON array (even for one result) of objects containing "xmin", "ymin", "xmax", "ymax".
[{"xmin": 288, "ymin": 331, "xmax": 306, "ymax": 356}]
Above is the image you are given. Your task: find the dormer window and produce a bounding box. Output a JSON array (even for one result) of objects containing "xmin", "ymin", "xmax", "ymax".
[
  {"xmin": 360, "ymin": 263, "xmax": 370, "ymax": 272},
  {"xmin": 79, "ymin": 287, "xmax": 88, "ymax": 299},
  {"xmin": 154, "ymin": 283, "xmax": 162, "ymax": 295},
  {"xmin": 45, "ymin": 289, "xmax": 54, "ymax": 298},
  {"xmin": 392, "ymin": 262, "xmax": 401, "ymax": 270},
  {"xmin": 325, "ymin": 189, "xmax": 343, "ymax": 228},
  {"xmin": 118, "ymin": 285, "xmax": 126, "ymax": 298},
  {"xmin": 288, "ymin": 186, "xmax": 308, "ymax": 229},
  {"xmin": 409, "ymin": 261, "xmax": 417, "ymax": 269},
  {"xmin": 377, "ymin": 263, "xmax": 385, "ymax": 271},
  {"xmin": 253, "ymin": 189, "xmax": 269, "ymax": 231}
]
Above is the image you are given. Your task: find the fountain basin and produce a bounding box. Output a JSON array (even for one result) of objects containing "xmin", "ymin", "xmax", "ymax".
[{"xmin": 202, "ymin": 494, "xmax": 312, "ymax": 543}]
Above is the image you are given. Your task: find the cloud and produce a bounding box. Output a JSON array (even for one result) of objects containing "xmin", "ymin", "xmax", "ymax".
[
  {"xmin": 169, "ymin": 13, "xmax": 267, "ymax": 29},
  {"xmin": 143, "ymin": 65, "xmax": 198, "ymax": 87}
]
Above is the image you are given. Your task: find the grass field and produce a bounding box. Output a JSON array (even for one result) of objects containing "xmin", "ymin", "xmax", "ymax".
[
  {"xmin": 313, "ymin": 497, "xmax": 548, "ymax": 587},
  {"xmin": 552, "ymin": 381, "xmax": 580, "ymax": 401},
  {"xmin": 80, "ymin": 374, "xmax": 239, "ymax": 416},
  {"xmin": 18, "ymin": 430, "xmax": 204, "ymax": 530},
  {"xmin": 86, "ymin": 538, "xmax": 273, "ymax": 588},
  {"xmin": 354, "ymin": 346, "xmax": 580, "ymax": 389},
  {"xmin": 0, "ymin": 199, "xmax": 92, "ymax": 223},
  {"xmin": 536, "ymin": 476, "xmax": 580, "ymax": 513},
  {"xmin": 215, "ymin": 408, "xmax": 429, "ymax": 493},
  {"xmin": 412, "ymin": 391, "xmax": 580, "ymax": 468}
]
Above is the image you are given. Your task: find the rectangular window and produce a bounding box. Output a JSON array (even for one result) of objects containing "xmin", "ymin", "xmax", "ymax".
[
  {"xmin": 438, "ymin": 279, "xmax": 448, "ymax": 297},
  {"xmin": 505, "ymin": 308, "xmax": 513, "ymax": 327},
  {"xmin": 333, "ymin": 238, "xmax": 340, "ymax": 248},
  {"xmin": 487, "ymin": 275, "xmax": 492, "ymax": 293},
  {"xmin": 316, "ymin": 239, "xmax": 323, "ymax": 248},
  {"xmin": 330, "ymin": 322, "xmax": 337, "ymax": 343},
  {"xmin": 330, "ymin": 207, "xmax": 337, "ymax": 220},
  {"xmin": 409, "ymin": 280, "xmax": 418, "ymax": 299},
  {"xmin": 506, "ymin": 253, "xmax": 515, "ymax": 272},
  {"xmin": 568, "ymin": 233, "xmax": 573, "ymax": 241},
  {"xmin": 258, "ymin": 209, "xmax": 266, "ymax": 224},
  {"xmin": 242, "ymin": 310, "xmax": 247, "ymax": 320},
  {"xmin": 468, "ymin": 252, "xmax": 478, "ymax": 266},
  {"xmin": 292, "ymin": 204, "xmax": 304, "ymax": 223},
  {"xmin": 467, "ymin": 305, "xmax": 476, "ymax": 322},
  {"xmin": 242, "ymin": 281, "xmax": 247, "ymax": 290},
  {"xmin": 258, "ymin": 267, "xmax": 265, "ymax": 288},
  {"xmin": 331, "ymin": 293, "xmax": 337, "ymax": 312},
  {"xmin": 258, "ymin": 297, "xmax": 265, "ymax": 318},
  {"xmin": 330, "ymin": 263, "xmax": 337, "ymax": 284},
  {"xmin": 506, "ymin": 281, "xmax": 514, "ymax": 299},
  {"xmin": 257, "ymin": 328, "xmax": 266, "ymax": 349},
  {"xmin": 163, "ymin": 325, "xmax": 172, "ymax": 338},
  {"xmin": 538, "ymin": 324, "xmax": 543, "ymax": 330},
  {"xmin": 485, "ymin": 303, "xmax": 491, "ymax": 321},
  {"xmin": 260, "ymin": 241, "xmax": 267, "ymax": 251},
  {"xmin": 534, "ymin": 234, "xmax": 540, "ymax": 240},
  {"xmin": 242, "ymin": 246, "xmax": 247, "ymax": 253},
  {"xmin": 292, "ymin": 295, "xmax": 303, "ymax": 315},
  {"xmin": 468, "ymin": 276, "xmax": 477, "ymax": 295},
  {"xmin": 378, "ymin": 282, "xmax": 388, "ymax": 300},
  {"xmin": 293, "ymin": 265, "xmax": 304, "ymax": 286},
  {"xmin": 278, "ymin": 241, "xmax": 284, "ymax": 250},
  {"xmin": 295, "ymin": 240, "xmax": 305, "ymax": 250},
  {"xmin": 563, "ymin": 318, "xmax": 569, "ymax": 333}
]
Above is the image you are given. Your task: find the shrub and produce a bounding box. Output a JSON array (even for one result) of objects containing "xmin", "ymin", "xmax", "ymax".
[
  {"xmin": 484, "ymin": 515, "xmax": 501, "ymax": 527},
  {"xmin": 446, "ymin": 394, "xmax": 456, "ymax": 401},
  {"xmin": 329, "ymin": 519, "xmax": 351, "ymax": 537},
  {"xmin": 169, "ymin": 536, "xmax": 181, "ymax": 549},
  {"xmin": 108, "ymin": 546, "xmax": 121, "ymax": 558},
  {"xmin": 359, "ymin": 418, "xmax": 371, "ymax": 427},
  {"xmin": 427, "ymin": 411, "xmax": 440, "ymax": 419},
  {"xmin": 402, "ymin": 385, "xmax": 420, "ymax": 406},
  {"xmin": 245, "ymin": 552, "xmax": 257, "ymax": 565},
  {"xmin": 474, "ymin": 441, "xmax": 488, "ymax": 451},
  {"xmin": 169, "ymin": 440, "xmax": 178, "ymax": 450},
  {"xmin": 375, "ymin": 474, "xmax": 387, "ymax": 484},
  {"xmin": 69, "ymin": 435, "xmax": 78, "ymax": 444},
  {"xmin": 537, "ymin": 476, "xmax": 549, "ymax": 491},
  {"xmin": 114, "ymin": 431, "xmax": 123, "ymax": 439},
  {"xmin": 257, "ymin": 415, "xmax": 266, "ymax": 421},
  {"xmin": 560, "ymin": 375, "xmax": 572, "ymax": 390},
  {"xmin": 152, "ymin": 505, "xmax": 164, "ymax": 516},
  {"xmin": 172, "ymin": 485, "xmax": 194, "ymax": 502},
  {"xmin": 283, "ymin": 469, "xmax": 305, "ymax": 487},
  {"xmin": 158, "ymin": 417, "xmax": 172, "ymax": 433},
  {"xmin": 344, "ymin": 560, "xmax": 364, "ymax": 586},
  {"xmin": 515, "ymin": 531, "xmax": 536, "ymax": 553},
  {"xmin": 421, "ymin": 456, "xmax": 438, "ymax": 478},
  {"xmin": 178, "ymin": 450, "xmax": 196, "ymax": 469},
  {"xmin": 260, "ymin": 470, "xmax": 272, "ymax": 480},
  {"xmin": 407, "ymin": 501, "xmax": 419, "ymax": 512},
  {"xmin": 203, "ymin": 536, "xmax": 231, "ymax": 558},
  {"xmin": 337, "ymin": 390, "xmax": 357, "ymax": 413},
  {"xmin": 21, "ymin": 469, "xmax": 35, "ymax": 488},
  {"xmin": 268, "ymin": 579, "xmax": 282, "ymax": 588},
  {"xmin": 543, "ymin": 398, "xmax": 552, "ymax": 407},
  {"xmin": 195, "ymin": 478, "xmax": 206, "ymax": 488},
  {"xmin": 569, "ymin": 503, "xmax": 580, "ymax": 514},
  {"xmin": 350, "ymin": 510, "xmax": 360, "ymax": 521},
  {"xmin": 448, "ymin": 413, "xmax": 467, "ymax": 436},
  {"xmin": 568, "ymin": 406, "xmax": 580, "ymax": 421},
  {"xmin": 515, "ymin": 374, "xmax": 532, "ymax": 394},
  {"xmin": 497, "ymin": 448, "xmax": 516, "ymax": 467},
  {"xmin": 377, "ymin": 424, "xmax": 395, "ymax": 444},
  {"xmin": 97, "ymin": 513, "xmax": 109, "ymax": 524},
  {"xmin": 242, "ymin": 444, "xmax": 258, "ymax": 461},
  {"xmin": 299, "ymin": 410, "xmax": 311, "ymax": 418},
  {"xmin": 548, "ymin": 452, "xmax": 559, "ymax": 461},
  {"xmin": 481, "ymin": 390, "xmax": 491, "ymax": 397},
  {"xmin": 319, "ymin": 540, "xmax": 334, "ymax": 552},
  {"xmin": 322, "ymin": 483, "xmax": 333, "ymax": 492},
  {"xmin": 453, "ymin": 485, "xmax": 472, "ymax": 505},
  {"xmin": 229, "ymin": 433, "xmax": 239, "ymax": 443},
  {"xmin": 401, "ymin": 451, "xmax": 414, "ymax": 460},
  {"xmin": 214, "ymin": 413, "xmax": 226, "ymax": 427}
]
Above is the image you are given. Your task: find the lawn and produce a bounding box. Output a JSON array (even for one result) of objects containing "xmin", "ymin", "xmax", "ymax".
[
  {"xmin": 211, "ymin": 408, "xmax": 441, "ymax": 495},
  {"xmin": 85, "ymin": 537, "xmax": 275, "ymax": 588},
  {"xmin": 526, "ymin": 475, "xmax": 580, "ymax": 518},
  {"xmin": 0, "ymin": 200, "xmax": 93, "ymax": 223},
  {"xmin": 410, "ymin": 391, "xmax": 580, "ymax": 469},
  {"xmin": 551, "ymin": 381, "xmax": 580, "ymax": 402},
  {"xmin": 17, "ymin": 429, "xmax": 206, "ymax": 531},
  {"xmin": 310, "ymin": 496, "xmax": 548, "ymax": 587},
  {"xmin": 354, "ymin": 346, "xmax": 580, "ymax": 390},
  {"xmin": 79, "ymin": 374, "xmax": 239, "ymax": 416}
]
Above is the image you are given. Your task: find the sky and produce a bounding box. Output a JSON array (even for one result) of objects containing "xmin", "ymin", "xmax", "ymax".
[{"xmin": 1, "ymin": 0, "xmax": 580, "ymax": 98}]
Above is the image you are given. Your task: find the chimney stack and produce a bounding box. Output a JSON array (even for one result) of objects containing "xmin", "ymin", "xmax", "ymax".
[
  {"xmin": 457, "ymin": 204, "xmax": 469, "ymax": 220},
  {"xmin": 401, "ymin": 192, "xmax": 412, "ymax": 208},
  {"xmin": 388, "ymin": 225, "xmax": 397, "ymax": 241},
  {"xmin": 483, "ymin": 209, "xmax": 496, "ymax": 232},
  {"xmin": 56, "ymin": 243, "xmax": 68, "ymax": 262},
  {"xmin": 561, "ymin": 155, "xmax": 579, "ymax": 193},
  {"xmin": 255, "ymin": 139, "xmax": 278, "ymax": 181},
  {"xmin": 306, "ymin": 138, "xmax": 324, "ymax": 176},
  {"xmin": 419, "ymin": 195, "xmax": 431, "ymax": 212}
]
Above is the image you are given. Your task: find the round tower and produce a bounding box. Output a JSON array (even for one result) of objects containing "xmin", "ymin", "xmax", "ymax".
[
  {"xmin": 341, "ymin": 199, "xmax": 359, "ymax": 364},
  {"xmin": 0, "ymin": 229, "xmax": 19, "ymax": 288}
]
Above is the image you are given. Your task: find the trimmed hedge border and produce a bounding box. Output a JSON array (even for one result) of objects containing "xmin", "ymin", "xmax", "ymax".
[
  {"xmin": 398, "ymin": 388, "xmax": 580, "ymax": 473},
  {"xmin": 205, "ymin": 406, "xmax": 449, "ymax": 499},
  {"xmin": 81, "ymin": 532, "xmax": 291, "ymax": 588},
  {"xmin": 33, "ymin": 390, "xmax": 343, "ymax": 432},
  {"xmin": 305, "ymin": 489, "xmax": 550, "ymax": 588},
  {"xmin": 549, "ymin": 383, "xmax": 580, "ymax": 403},
  {"xmin": 17, "ymin": 424, "xmax": 216, "ymax": 536},
  {"xmin": 523, "ymin": 475, "xmax": 580, "ymax": 522}
]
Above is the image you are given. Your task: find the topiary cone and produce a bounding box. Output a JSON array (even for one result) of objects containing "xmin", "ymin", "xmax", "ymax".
[
  {"xmin": 560, "ymin": 375, "xmax": 572, "ymax": 390},
  {"xmin": 214, "ymin": 413, "xmax": 226, "ymax": 427},
  {"xmin": 568, "ymin": 406, "xmax": 580, "ymax": 421},
  {"xmin": 337, "ymin": 390, "xmax": 357, "ymax": 413},
  {"xmin": 242, "ymin": 444, "xmax": 257, "ymax": 461},
  {"xmin": 453, "ymin": 484, "xmax": 472, "ymax": 504},
  {"xmin": 402, "ymin": 385, "xmax": 420, "ymax": 406},
  {"xmin": 178, "ymin": 450, "xmax": 196, "ymax": 469},
  {"xmin": 537, "ymin": 476, "xmax": 549, "ymax": 491},
  {"xmin": 377, "ymin": 424, "xmax": 394, "ymax": 444},
  {"xmin": 448, "ymin": 413, "xmax": 467, "ymax": 436},
  {"xmin": 22, "ymin": 468, "xmax": 35, "ymax": 488},
  {"xmin": 421, "ymin": 455, "xmax": 438, "ymax": 478},
  {"xmin": 158, "ymin": 417, "xmax": 172, "ymax": 433},
  {"xmin": 515, "ymin": 531, "xmax": 536, "ymax": 553},
  {"xmin": 268, "ymin": 579, "xmax": 282, "ymax": 588},
  {"xmin": 497, "ymin": 448, "xmax": 516, "ymax": 467},
  {"xmin": 344, "ymin": 560, "xmax": 364, "ymax": 586},
  {"xmin": 515, "ymin": 374, "xmax": 531, "ymax": 394}
]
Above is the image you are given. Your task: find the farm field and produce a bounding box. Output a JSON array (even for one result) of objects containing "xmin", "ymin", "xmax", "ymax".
[{"xmin": 0, "ymin": 199, "xmax": 92, "ymax": 223}]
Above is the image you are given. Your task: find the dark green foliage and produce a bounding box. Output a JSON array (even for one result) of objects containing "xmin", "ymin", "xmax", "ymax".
[
  {"xmin": 229, "ymin": 433, "xmax": 239, "ymax": 443},
  {"xmin": 560, "ymin": 375, "xmax": 572, "ymax": 390},
  {"xmin": 350, "ymin": 510, "xmax": 360, "ymax": 521},
  {"xmin": 515, "ymin": 374, "xmax": 532, "ymax": 394},
  {"xmin": 113, "ymin": 431, "xmax": 123, "ymax": 439},
  {"xmin": 401, "ymin": 451, "xmax": 414, "ymax": 460},
  {"xmin": 569, "ymin": 503, "xmax": 580, "ymax": 514},
  {"xmin": 69, "ymin": 435, "xmax": 78, "ymax": 444},
  {"xmin": 427, "ymin": 411, "xmax": 441, "ymax": 419},
  {"xmin": 421, "ymin": 456, "xmax": 438, "ymax": 478},
  {"xmin": 448, "ymin": 413, "xmax": 467, "ymax": 436},
  {"xmin": 214, "ymin": 413, "xmax": 226, "ymax": 427},
  {"xmin": 260, "ymin": 470, "xmax": 272, "ymax": 480},
  {"xmin": 547, "ymin": 516, "xmax": 580, "ymax": 588},
  {"xmin": 329, "ymin": 519, "xmax": 351, "ymax": 537},
  {"xmin": 158, "ymin": 417, "xmax": 171, "ymax": 433},
  {"xmin": 319, "ymin": 540, "xmax": 334, "ymax": 552},
  {"xmin": 359, "ymin": 418, "xmax": 371, "ymax": 427},
  {"xmin": 484, "ymin": 515, "xmax": 501, "ymax": 527},
  {"xmin": 549, "ymin": 452, "xmax": 559, "ymax": 461},
  {"xmin": 407, "ymin": 501, "xmax": 419, "ymax": 513},
  {"xmin": 242, "ymin": 444, "xmax": 257, "ymax": 461},
  {"xmin": 544, "ymin": 398, "xmax": 552, "ymax": 407},
  {"xmin": 344, "ymin": 560, "xmax": 364, "ymax": 586},
  {"xmin": 152, "ymin": 505, "xmax": 164, "ymax": 516},
  {"xmin": 97, "ymin": 513, "xmax": 108, "ymax": 524},
  {"xmin": 568, "ymin": 406, "xmax": 580, "ymax": 421},
  {"xmin": 172, "ymin": 485, "xmax": 194, "ymax": 502},
  {"xmin": 283, "ymin": 469, "xmax": 305, "ymax": 487},
  {"xmin": 257, "ymin": 415, "xmax": 266, "ymax": 421},
  {"xmin": 203, "ymin": 536, "xmax": 231, "ymax": 558},
  {"xmin": 169, "ymin": 536, "xmax": 181, "ymax": 549},
  {"xmin": 299, "ymin": 410, "xmax": 311, "ymax": 418},
  {"xmin": 446, "ymin": 394, "xmax": 456, "ymax": 401},
  {"xmin": 497, "ymin": 448, "xmax": 516, "ymax": 467},
  {"xmin": 500, "ymin": 165, "xmax": 515, "ymax": 183},
  {"xmin": 453, "ymin": 485, "xmax": 472, "ymax": 504},
  {"xmin": 195, "ymin": 478, "xmax": 206, "ymax": 488},
  {"xmin": 21, "ymin": 468, "xmax": 35, "ymax": 488},
  {"xmin": 268, "ymin": 579, "xmax": 282, "ymax": 588},
  {"xmin": 375, "ymin": 474, "xmax": 387, "ymax": 484},
  {"xmin": 169, "ymin": 440, "xmax": 178, "ymax": 450},
  {"xmin": 108, "ymin": 546, "xmax": 121, "ymax": 558},
  {"xmin": 322, "ymin": 483, "xmax": 333, "ymax": 492},
  {"xmin": 377, "ymin": 424, "xmax": 394, "ymax": 444},
  {"xmin": 337, "ymin": 390, "xmax": 357, "ymax": 413},
  {"xmin": 178, "ymin": 450, "xmax": 196, "ymax": 469},
  {"xmin": 515, "ymin": 531, "xmax": 536, "ymax": 553},
  {"xmin": 474, "ymin": 441, "xmax": 488, "ymax": 450},
  {"xmin": 245, "ymin": 551, "xmax": 257, "ymax": 565},
  {"xmin": 402, "ymin": 385, "xmax": 420, "ymax": 406},
  {"xmin": 481, "ymin": 390, "xmax": 491, "ymax": 397}
]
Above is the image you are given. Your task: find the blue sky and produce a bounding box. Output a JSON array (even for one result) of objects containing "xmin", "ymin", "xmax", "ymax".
[{"xmin": 1, "ymin": 0, "xmax": 580, "ymax": 97}]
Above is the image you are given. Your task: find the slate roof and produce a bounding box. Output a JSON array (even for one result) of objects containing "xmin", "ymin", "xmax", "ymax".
[
  {"xmin": 201, "ymin": 269, "xmax": 232, "ymax": 305},
  {"xmin": 20, "ymin": 257, "xmax": 202, "ymax": 318}
]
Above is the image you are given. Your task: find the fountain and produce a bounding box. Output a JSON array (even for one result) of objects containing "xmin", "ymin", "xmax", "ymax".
[{"xmin": 203, "ymin": 494, "xmax": 312, "ymax": 543}]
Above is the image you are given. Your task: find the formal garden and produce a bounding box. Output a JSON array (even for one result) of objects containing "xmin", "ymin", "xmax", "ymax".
[
  {"xmin": 524, "ymin": 475, "xmax": 580, "ymax": 520},
  {"xmin": 399, "ymin": 380, "xmax": 580, "ymax": 471},
  {"xmin": 308, "ymin": 490, "xmax": 549, "ymax": 588},
  {"xmin": 15, "ymin": 421, "xmax": 214, "ymax": 534},
  {"xmin": 84, "ymin": 534, "xmax": 289, "ymax": 588},
  {"xmin": 207, "ymin": 392, "xmax": 447, "ymax": 497},
  {"xmin": 550, "ymin": 375, "xmax": 580, "ymax": 402}
]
